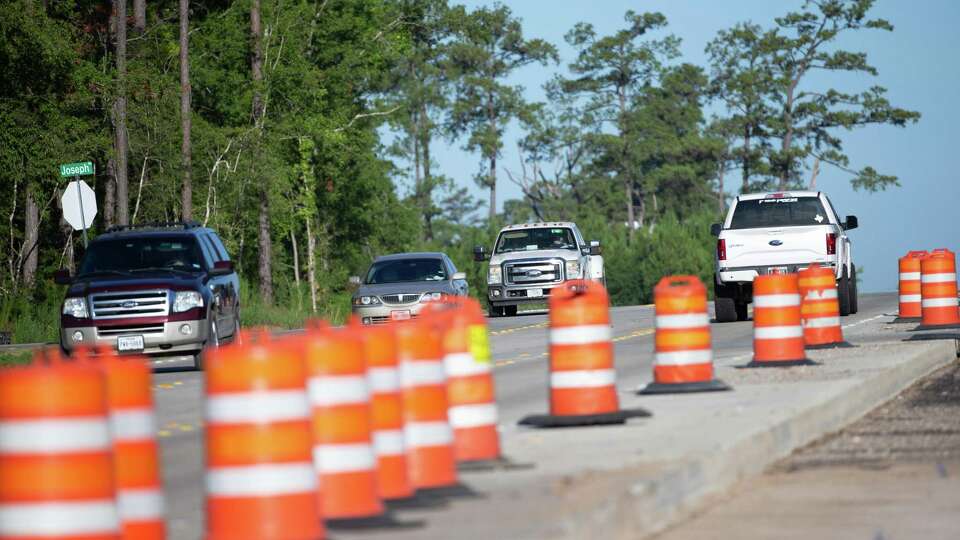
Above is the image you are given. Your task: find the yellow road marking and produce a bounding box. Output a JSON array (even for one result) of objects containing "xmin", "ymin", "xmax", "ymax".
[{"xmin": 158, "ymin": 430, "xmax": 171, "ymax": 438}]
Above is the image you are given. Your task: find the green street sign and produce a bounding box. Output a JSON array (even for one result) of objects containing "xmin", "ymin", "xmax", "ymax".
[{"xmin": 59, "ymin": 161, "xmax": 95, "ymax": 178}]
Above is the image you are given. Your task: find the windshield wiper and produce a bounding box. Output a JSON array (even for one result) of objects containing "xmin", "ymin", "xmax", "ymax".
[
  {"xmin": 130, "ymin": 267, "xmax": 197, "ymax": 276},
  {"xmin": 77, "ymin": 270, "xmax": 132, "ymax": 278}
]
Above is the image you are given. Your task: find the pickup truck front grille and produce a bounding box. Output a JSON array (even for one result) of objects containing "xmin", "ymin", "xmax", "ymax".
[
  {"xmin": 91, "ymin": 290, "xmax": 170, "ymax": 320},
  {"xmin": 504, "ymin": 259, "xmax": 564, "ymax": 286}
]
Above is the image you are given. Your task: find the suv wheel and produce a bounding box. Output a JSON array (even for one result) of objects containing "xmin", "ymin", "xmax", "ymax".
[
  {"xmin": 849, "ymin": 264, "xmax": 859, "ymax": 314},
  {"xmin": 715, "ymin": 297, "xmax": 738, "ymax": 323},
  {"xmin": 504, "ymin": 305, "xmax": 518, "ymax": 317},
  {"xmin": 837, "ymin": 268, "xmax": 852, "ymax": 316},
  {"xmin": 195, "ymin": 319, "xmax": 219, "ymax": 371}
]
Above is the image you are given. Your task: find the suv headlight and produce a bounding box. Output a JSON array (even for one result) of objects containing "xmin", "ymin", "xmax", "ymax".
[
  {"xmin": 62, "ymin": 297, "xmax": 89, "ymax": 318},
  {"xmin": 487, "ymin": 266, "xmax": 502, "ymax": 285},
  {"xmin": 565, "ymin": 260, "xmax": 581, "ymax": 279},
  {"xmin": 173, "ymin": 291, "xmax": 204, "ymax": 313},
  {"xmin": 352, "ymin": 295, "xmax": 381, "ymax": 306}
]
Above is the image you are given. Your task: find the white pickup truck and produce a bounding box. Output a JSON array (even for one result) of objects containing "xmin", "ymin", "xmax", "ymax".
[
  {"xmin": 711, "ymin": 191, "xmax": 859, "ymax": 323},
  {"xmin": 474, "ymin": 222, "xmax": 604, "ymax": 317}
]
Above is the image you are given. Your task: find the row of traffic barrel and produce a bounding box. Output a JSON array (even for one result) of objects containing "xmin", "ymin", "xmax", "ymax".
[{"xmin": 897, "ymin": 248, "xmax": 960, "ymax": 329}]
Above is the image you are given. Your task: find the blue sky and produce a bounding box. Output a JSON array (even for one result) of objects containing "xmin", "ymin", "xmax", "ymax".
[{"xmin": 389, "ymin": 1, "xmax": 960, "ymax": 293}]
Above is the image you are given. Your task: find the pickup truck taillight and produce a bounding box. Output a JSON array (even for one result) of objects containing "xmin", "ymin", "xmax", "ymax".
[
  {"xmin": 717, "ymin": 239, "xmax": 727, "ymax": 261},
  {"xmin": 826, "ymin": 233, "xmax": 837, "ymax": 255}
]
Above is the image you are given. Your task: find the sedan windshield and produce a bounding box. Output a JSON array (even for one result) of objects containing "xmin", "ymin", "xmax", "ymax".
[
  {"xmin": 495, "ymin": 228, "xmax": 577, "ymax": 254},
  {"xmin": 730, "ymin": 197, "xmax": 829, "ymax": 229},
  {"xmin": 78, "ymin": 237, "xmax": 205, "ymax": 276},
  {"xmin": 365, "ymin": 258, "xmax": 446, "ymax": 284}
]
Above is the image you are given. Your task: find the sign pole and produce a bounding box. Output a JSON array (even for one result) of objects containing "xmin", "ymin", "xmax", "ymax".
[{"xmin": 75, "ymin": 175, "xmax": 88, "ymax": 248}]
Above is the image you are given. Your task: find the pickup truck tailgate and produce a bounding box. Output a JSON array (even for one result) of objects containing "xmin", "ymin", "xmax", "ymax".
[{"xmin": 724, "ymin": 225, "xmax": 833, "ymax": 268}]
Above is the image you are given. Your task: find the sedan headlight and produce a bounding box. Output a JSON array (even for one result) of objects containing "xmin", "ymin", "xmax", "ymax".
[
  {"xmin": 421, "ymin": 292, "xmax": 444, "ymax": 303},
  {"xmin": 565, "ymin": 260, "xmax": 581, "ymax": 279},
  {"xmin": 487, "ymin": 266, "xmax": 502, "ymax": 285},
  {"xmin": 173, "ymin": 291, "xmax": 204, "ymax": 313},
  {"xmin": 62, "ymin": 297, "xmax": 89, "ymax": 319},
  {"xmin": 352, "ymin": 295, "xmax": 382, "ymax": 306}
]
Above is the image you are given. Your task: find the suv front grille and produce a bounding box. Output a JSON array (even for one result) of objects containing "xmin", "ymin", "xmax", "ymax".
[
  {"xmin": 91, "ymin": 290, "xmax": 170, "ymax": 320},
  {"xmin": 504, "ymin": 259, "xmax": 563, "ymax": 286},
  {"xmin": 381, "ymin": 294, "xmax": 422, "ymax": 305}
]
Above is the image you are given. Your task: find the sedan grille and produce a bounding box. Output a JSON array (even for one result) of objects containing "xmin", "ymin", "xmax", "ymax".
[
  {"xmin": 381, "ymin": 294, "xmax": 423, "ymax": 305},
  {"xmin": 504, "ymin": 259, "xmax": 564, "ymax": 286},
  {"xmin": 91, "ymin": 290, "xmax": 169, "ymax": 320}
]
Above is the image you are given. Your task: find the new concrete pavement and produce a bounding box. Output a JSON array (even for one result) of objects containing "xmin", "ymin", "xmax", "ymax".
[{"xmin": 150, "ymin": 293, "xmax": 943, "ymax": 539}]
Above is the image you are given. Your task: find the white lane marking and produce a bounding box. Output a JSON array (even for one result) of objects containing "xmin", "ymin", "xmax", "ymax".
[{"xmin": 842, "ymin": 314, "xmax": 887, "ymax": 330}]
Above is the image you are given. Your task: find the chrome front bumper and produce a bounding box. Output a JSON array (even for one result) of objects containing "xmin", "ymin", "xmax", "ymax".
[
  {"xmin": 61, "ymin": 320, "xmax": 208, "ymax": 355},
  {"xmin": 353, "ymin": 302, "xmax": 428, "ymax": 325}
]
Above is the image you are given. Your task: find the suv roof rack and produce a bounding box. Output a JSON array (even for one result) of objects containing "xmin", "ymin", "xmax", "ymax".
[{"xmin": 106, "ymin": 221, "xmax": 202, "ymax": 233}]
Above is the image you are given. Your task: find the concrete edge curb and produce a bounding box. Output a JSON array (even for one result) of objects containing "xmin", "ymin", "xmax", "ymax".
[{"xmin": 557, "ymin": 340, "xmax": 958, "ymax": 540}]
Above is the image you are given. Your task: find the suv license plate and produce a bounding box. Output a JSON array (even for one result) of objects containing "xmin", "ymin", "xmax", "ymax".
[
  {"xmin": 391, "ymin": 310, "xmax": 411, "ymax": 321},
  {"xmin": 117, "ymin": 335, "xmax": 145, "ymax": 352},
  {"xmin": 767, "ymin": 266, "xmax": 789, "ymax": 275},
  {"xmin": 527, "ymin": 289, "xmax": 543, "ymax": 298}
]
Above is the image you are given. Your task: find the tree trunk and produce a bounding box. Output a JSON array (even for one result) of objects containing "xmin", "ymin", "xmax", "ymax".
[
  {"xmin": 779, "ymin": 83, "xmax": 796, "ymax": 190},
  {"xmin": 133, "ymin": 0, "xmax": 145, "ymax": 32},
  {"xmin": 22, "ymin": 186, "xmax": 39, "ymax": 288},
  {"xmin": 488, "ymin": 155, "xmax": 496, "ymax": 221},
  {"xmin": 742, "ymin": 124, "xmax": 751, "ymax": 193},
  {"xmin": 624, "ymin": 179, "xmax": 635, "ymax": 233},
  {"xmin": 717, "ymin": 162, "xmax": 725, "ymax": 214},
  {"xmin": 250, "ymin": 0, "xmax": 272, "ymax": 303},
  {"xmin": 179, "ymin": 0, "xmax": 192, "ymax": 221},
  {"xmin": 420, "ymin": 101, "xmax": 434, "ymax": 240},
  {"xmin": 290, "ymin": 229, "xmax": 300, "ymax": 286},
  {"xmin": 104, "ymin": 159, "xmax": 116, "ymax": 229},
  {"xmin": 808, "ymin": 156, "xmax": 820, "ymax": 189},
  {"xmin": 58, "ymin": 191, "xmax": 75, "ymax": 274},
  {"xmin": 112, "ymin": 0, "xmax": 129, "ymax": 225},
  {"xmin": 306, "ymin": 218, "xmax": 317, "ymax": 314}
]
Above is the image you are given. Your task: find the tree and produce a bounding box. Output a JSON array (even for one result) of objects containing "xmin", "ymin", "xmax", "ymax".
[
  {"xmin": 250, "ymin": 0, "xmax": 272, "ymax": 303},
  {"xmin": 763, "ymin": 0, "xmax": 920, "ymax": 190},
  {"xmin": 559, "ymin": 11, "xmax": 679, "ymax": 238},
  {"xmin": 113, "ymin": 0, "xmax": 130, "ymax": 225},
  {"xmin": 446, "ymin": 3, "xmax": 558, "ymax": 221},
  {"xmin": 180, "ymin": 0, "xmax": 192, "ymax": 221}
]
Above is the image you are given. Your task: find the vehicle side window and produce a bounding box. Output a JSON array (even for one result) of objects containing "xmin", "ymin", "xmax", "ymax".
[
  {"xmin": 209, "ymin": 233, "xmax": 230, "ymax": 261},
  {"xmin": 823, "ymin": 196, "xmax": 843, "ymax": 225},
  {"xmin": 447, "ymin": 256, "xmax": 458, "ymax": 275},
  {"xmin": 196, "ymin": 235, "xmax": 217, "ymax": 268}
]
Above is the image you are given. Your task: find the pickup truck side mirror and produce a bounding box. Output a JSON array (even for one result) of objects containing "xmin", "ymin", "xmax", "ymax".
[
  {"xmin": 843, "ymin": 215, "xmax": 858, "ymax": 231},
  {"xmin": 710, "ymin": 223, "xmax": 722, "ymax": 237},
  {"xmin": 347, "ymin": 276, "xmax": 362, "ymax": 289},
  {"xmin": 588, "ymin": 240, "xmax": 602, "ymax": 256},
  {"xmin": 53, "ymin": 268, "xmax": 72, "ymax": 285},
  {"xmin": 473, "ymin": 246, "xmax": 487, "ymax": 262},
  {"xmin": 209, "ymin": 260, "xmax": 234, "ymax": 276},
  {"xmin": 452, "ymin": 272, "xmax": 467, "ymax": 281}
]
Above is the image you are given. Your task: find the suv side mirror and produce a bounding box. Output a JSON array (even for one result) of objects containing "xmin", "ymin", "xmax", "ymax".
[
  {"xmin": 710, "ymin": 223, "xmax": 722, "ymax": 237},
  {"xmin": 452, "ymin": 272, "xmax": 467, "ymax": 281},
  {"xmin": 843, "ymin": 215, "xmax": 858, "ymax": 231},
  {"xmin": 347, "ymin": 276, "xmax": 362, "ymax": 289},
  {"xmin": 473, "ymin": 246, "xmax": 487, "ymax": 262},
  {"xmin": 588, "ymin": 240, "xmax": 602, "ymax": 256},
  {"xmin": 53, "ymin": 268, "xmax": 72, "ymax": 285},
  {"xmin": 210, "ymin": 260, "xmax": 234, "ymax": 276}
]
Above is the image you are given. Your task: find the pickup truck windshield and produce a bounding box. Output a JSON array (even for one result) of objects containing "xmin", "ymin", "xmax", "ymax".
[
  {"xmin": 366, "ymin": 258, "xmax": 446, "ymax": 284},
  {"xmin": 495, "ymin": 228, "xmax": 577, "ymax": 254},
  {"xmin": 78, "ymin": 237, "xmax": 205, "ymax": 276},
  {"xmin": 730, "ymin": 197, "xmax": 829, "ymax": 229}
]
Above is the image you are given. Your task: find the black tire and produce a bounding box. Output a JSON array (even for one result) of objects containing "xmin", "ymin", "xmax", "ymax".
[
  {"xmin": 504, "ymin": 305, "xmax": 519, "ymax": 317},
  {"xmin": 715, "ymin": 297, "xmax": 738, "ymax": 323},
  {"xmin": 488, "ymin": 304, "xmax": 504, "ymax": 318},
  {"xmin": 849, "ymin": 264, "xmax": 859, "ymax": 314},
  {"xmin": 196, "ymin": 319, "xmax": 219, "ymax": 371},
  {"xmin": 837, "ymin": 269, "xmax": 852, "ymax": 316},
  {"xmin": 735, "ymin": 301, "xmax": 750, "ymax": 321}
]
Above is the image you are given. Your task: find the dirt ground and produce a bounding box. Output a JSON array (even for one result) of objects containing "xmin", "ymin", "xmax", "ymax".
[{"xmin": 657, "ymin": 358, "xmax": 960, "ymax": 540}]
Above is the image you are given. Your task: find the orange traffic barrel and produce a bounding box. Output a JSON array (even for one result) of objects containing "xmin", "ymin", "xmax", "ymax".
[
  {"xmin": 746, "ymin": 273, "xmax": 815, "ymax": 367},
  {"xmin": 798, "ymin": 264, "xmax": 850, "ymax": 349},
  {"xmin": 918, "ymin": 248, "xmax": 960, "ymax": 329},
  {"xmin": 896, "ymin": 251, "xmax": 928, "ymax": 322},
  {"xmin": 204, "ymin": 333, "xmax": 323, "ymax": 540},
  {"xmin": 638, "ymin": 276, "xmax": 729, "ymax": 394},
  {"xmin": 303, "ymin": 325, "xmax": 383, "ymax": 519},
  {"xmin": 426, "ymin": 297, "xmax": 501, "ymax": 462},
  {"xmin": 395, "ymin": 317, "xmax": 458, "ymax": 489},
  {"xmin": 357, "ymin": 322, "xmax": 412, "ymax": 500},
  {"xmin": 0, "ymin": 350, "xmax": 121, "ymax": 539},
  {"xmin": 519, "ymin": 280, "xmax": 649, "ymax": 426},
  {"xmin": 95, "ymin": 349, "xmax": 166, "ymax": 540}
]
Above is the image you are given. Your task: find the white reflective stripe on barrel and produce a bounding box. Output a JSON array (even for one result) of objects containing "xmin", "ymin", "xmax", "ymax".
[
  {"xmin": 404, "ymin": 421, "xmax": 453, "ymax": 447},
  {"xmin": 0, "ymin": 500, "xmax": 120, "ymax": 536},
  {"xmin": 367, "ymin": 367, "xmax": 400, "ymax": 393},
  {"xmin": 655, "ymin": 313, "xmax": 709, "ymax": 329},
  {"xmin": 313, "ymin": 443, "xmax": 377, "ymax": 473},
  {"xmin": 444, "ymin": 352, "xmax": 490, "ymax": 377},
  {"xmin": 754, "ymin": 325, "xmax": 804, "ymax": 339},
  {"xmin": 920, "ymin": 272, "xmax": 957, "ymax": 284},
  {"xmin": 803, "ymin": 316, "xmax": 841, "ymax": 329},
  {"xmin": 400, "ymin": 360, "xmax": 446, "ymax": 388},
  {"xmin": 308, "ymin": 375, "xmax": 369, "ymax": 406},
  {"xmin": 898, "ymin": 272, "xmax": 920, "ymax": 281},
  {"xmin": 753, "ymin": 294, "xmax": 801, "ymax": 308},
  {"xmin": 549, "ymin": 325, "xmax": 611, "ymax": 345},
  {"xmin": 899, "ymin": 294, "xmax": 921, "ymax": 303},
  {"xmin": 654, "ymin": 349, "xmax": 712, "ymax": 366},
  {"xmin": 117, "ymin": 488, "xmax": 164, "ymax": 521},
  {"xmin": 922, "ymin": 297, "xmax": 959, "ymax": 308},
  {"xmin": 206, "ymin": 390, "xmax": 310, "ymax": 424},
  {"xmin": 550, "ymin": 369, "xmax": 616, "ymax": 389},
  {"xmin": 372, "ymin": 429, "xmax": 405, "ymax": 456},
  {"xmin": 448, "ymin": 403, "xmax": 498, "ymax": 428},
  {"xmin": 0, "ymin": 418, "xmax": 111, "ymax": 453},
  {"xmin": 206, "ymin": 462, "xmax": 316, "ymax": 496},
  {"xmin": 110, "ymin": 408, "xmax": 157, "ymax": 442},
  {"xmin": 803, "ymin": 288, "xmax": 838, "ymax": 301}
]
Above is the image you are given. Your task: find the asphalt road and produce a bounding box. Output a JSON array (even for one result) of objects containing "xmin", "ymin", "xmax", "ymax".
[{"xmin": 152, "ymin": 293, "xmax": 898, "ymax": 539}]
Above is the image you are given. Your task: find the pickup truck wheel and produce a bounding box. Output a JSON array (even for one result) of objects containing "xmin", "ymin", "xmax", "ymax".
[
  {"xmin": 504, "ymin": 305, "xmax": 518, "ymax": 317},
  {"xmin": 838, "ymin": 269, "xmax": 852, "ymax": 316},
  {"xmin": 849, "ymin": 264, "xmax": 859, "ymax": 314},
  {"xmin": 715, "ymin": 297, "xmax": 738, "ymax": 323},
  {"xmin": 735, "ymin": 301, "xmax": 750, "ymax": 321},
  {"xmin": 488, "ymin": 304, "xmax": 504, "ymax": 318}
]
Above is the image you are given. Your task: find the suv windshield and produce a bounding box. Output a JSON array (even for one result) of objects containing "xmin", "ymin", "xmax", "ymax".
[
  {"xmin": 78, "ymin": 236, "xmax": 205, "ymax": 276},
  {"xmin": 730, "ymin": 197, "xmax": 829, "ymax": 229},
  {"xmin": 495, "ymin": 228, "xmax": 577, "ymax": 254},
  {"xmin": 365, "ymin": 258, "xmax": 446, "ymax": 284}
]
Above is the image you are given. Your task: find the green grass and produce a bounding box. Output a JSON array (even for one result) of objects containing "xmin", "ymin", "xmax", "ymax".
[
  {"xmin": 0, "ymin": 350, "xmax": 33, "ymax": 367},
  {"xmin": 238, "ymin": 280, "xmax": 352, "ymax": 330}
]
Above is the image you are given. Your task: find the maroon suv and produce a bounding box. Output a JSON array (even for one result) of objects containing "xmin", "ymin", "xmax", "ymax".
[{"xmin": 56, "ymin": 222, "xmax": 240, "ymax": 369}]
